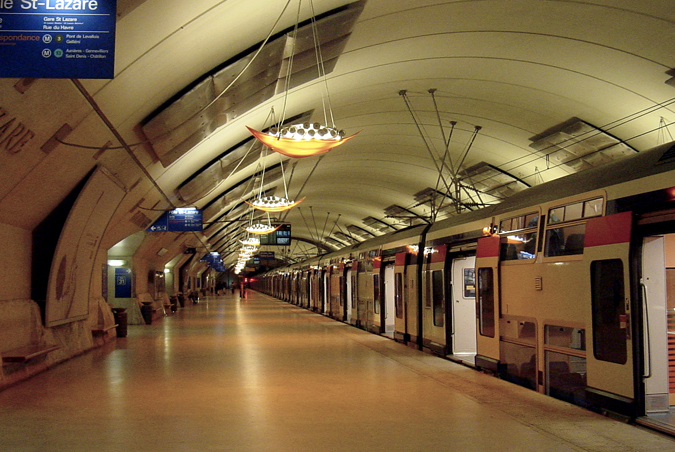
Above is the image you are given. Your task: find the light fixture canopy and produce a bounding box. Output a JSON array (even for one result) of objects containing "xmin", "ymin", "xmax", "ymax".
[
  {"xmin": 245, "ymin": 195, "xmax": 306, "ymax": 212},
  {"xmin": 246, "ymin": 223, "xmax": 280, "ymax": 235},
  {"xmin": 247, "ymin": 125, "xmax": 358, "ymax": 158},
  {"xmin": 240, "ymin": 237, "xmax": 261, "ymax": 246}
]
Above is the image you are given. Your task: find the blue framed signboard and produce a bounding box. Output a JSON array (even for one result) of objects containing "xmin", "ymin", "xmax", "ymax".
[
  {"xmin": 147, "ymin": 207, "xmax": 203, "ymax": 232},
  {"xmin": 0, "ymin": 0, "xmax": 116, "ymax": 79}
]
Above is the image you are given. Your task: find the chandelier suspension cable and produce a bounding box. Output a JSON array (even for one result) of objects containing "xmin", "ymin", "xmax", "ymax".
[
  {"xmin": 309, "ymin": 0, "xmax": 335, "ymax": 128},
  {"xmin": 279, "ymin": 155, "xmax": 290, "ymax": 199},
  {"xmin": 277, "ymin": 0, "xmax": 303, "ymax": 130}
]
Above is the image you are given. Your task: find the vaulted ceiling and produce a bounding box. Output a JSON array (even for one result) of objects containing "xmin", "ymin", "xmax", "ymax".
[{"xmin": 4, "ymin": 0, "xmax": 675, "ymax": 269}]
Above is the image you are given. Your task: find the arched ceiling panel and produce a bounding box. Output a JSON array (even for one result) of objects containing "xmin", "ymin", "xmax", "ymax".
[{"xmin": 33, "ymin": 0, "xmax": 675, "ymax": 265}]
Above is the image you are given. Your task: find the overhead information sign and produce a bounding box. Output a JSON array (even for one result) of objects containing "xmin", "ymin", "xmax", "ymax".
[
  {"xmin": 0, "ymin": 0, "xmax": 116, "ymax": 79},
  {"xmin": 147, "ymin": 208, "xmax": 203, "ymax": 232}
]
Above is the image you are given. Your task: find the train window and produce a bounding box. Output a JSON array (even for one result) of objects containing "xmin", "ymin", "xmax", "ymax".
[
  {"xmin": 547, "ymin": 198, "xmax": 604, "ymax": 225},
  {"xmin": 500, "ymin": 341, "xmax": 536, "ymax": 390},
  {"xmin": 590, "ymin": 259, "xmax": 627, "ymax": 364},
  {"xmin": 544, "ymin": 197, "xmax": 604, "ymax": 258},
  {"xmin": 373, "ymin": 274, "xmax": 380, "ymax": 314},
  {"xmin": 545, "ymin": 351, "xmax": 587, "ymax": 406},
  {"xmin": 500, "ymin": 232, "xmax": 537, "ymax": 260},
  {"xmin": 499, "ymin": 212, "xmax": 538, "ymax": 234},
  {"xmin": 548, "ymin": 207, "xmax": 565, "ymax": 224},
  {"xmin": 545, "ymin": 224, "xmax": 586, "ymax": 257},
  {"xmin": 464, "ymin": 268, "xmax": 475, "ymax": 298},
  {"xmin": 477, "ymin": 267, "xmax": 495, "ymax": 337},
  {"xmin": 524, "ymin": 213, "xmax": 538, "ymax": 228},
  {"xmin": 564, "ymin": 203, "xmax": 583, "ymax": 222},
  {"xmin": 432, "ymin": 270, "xmax": 444, "ymax": 327},
  {"xmin": 545, "ymin": 325, "xmax": 585, "ymax": 351},
  {"xmin": 499, "ymin": 212, "xmax": 539, "ymax": 260},
  {"xmin": 395, "ymin": 273, "xmax": 403, "ymax": 319},
  {"xmin": 352, "ymin": 275, "xmax": 357, "ymax": 309},
  {"xmin": 583, "ymin": 198, "xmax": 603, "ymax": 218},
  {"xmin": 424, "ymin": 271, "xmax": 432, "ymax": 308}
]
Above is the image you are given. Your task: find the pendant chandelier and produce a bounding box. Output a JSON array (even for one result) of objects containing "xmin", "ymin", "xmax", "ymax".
[
  {"xmin": 246, "ymin": 133, "xmax": 303, "ymax": 213},
  {"xmin": 240, "ymin": 237, "xmax": 261, "ymax": 247},
  {"xmin": 247, "ymin": 125, "xmax": 357, "ymax": 158},
  {"xmin": 247, "ymin": 0, "xmax": 358, "ymax": 158},
  {"xmin": 245, "ymin": 210, "xmax": 280, "ymax": 235},
  {"xmin": 245, "ymin": 194, "xmax": 306, "ymax": 212}
]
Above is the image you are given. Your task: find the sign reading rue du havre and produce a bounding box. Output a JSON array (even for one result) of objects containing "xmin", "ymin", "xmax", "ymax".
[{"xmin": 0, "ymin": 0, "xmax": 116, "ymax": 79}]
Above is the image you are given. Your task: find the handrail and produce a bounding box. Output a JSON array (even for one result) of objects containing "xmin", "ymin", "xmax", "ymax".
[{"xmin": 641, "ymin": 280, "xmax": 652, "ymax": 380}]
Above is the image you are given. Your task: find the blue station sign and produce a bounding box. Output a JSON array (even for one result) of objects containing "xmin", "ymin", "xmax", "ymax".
[
  {"xmin": 147, "ymin": 207, "xmax": 203, "ymax": 233},
  {"xmin": 0, "ymin": 0, "xmax": 116, "ymax": 79}
]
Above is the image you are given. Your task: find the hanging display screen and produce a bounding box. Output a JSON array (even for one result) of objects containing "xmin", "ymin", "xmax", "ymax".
[
  {"xmin": 0, "ymin": 0, "xmax": 116, "ymax": 79},
  {"xmin": 260, "ymin": 224, "xmax": 291, "ymax": 246}
]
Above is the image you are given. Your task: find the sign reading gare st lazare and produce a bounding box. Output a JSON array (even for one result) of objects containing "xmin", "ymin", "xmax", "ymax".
[
  {"xmin": 0, "ymin": 107, "xmax": 35, "ymax": 154},
  {"xmin": 0, "ymin": 0, "xmax": 116, "ymax": 79}
]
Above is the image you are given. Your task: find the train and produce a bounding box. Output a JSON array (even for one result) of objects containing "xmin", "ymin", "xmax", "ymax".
[{"xmin": 250, "ymin": 140, "xmax": 675, "ymax": 424}]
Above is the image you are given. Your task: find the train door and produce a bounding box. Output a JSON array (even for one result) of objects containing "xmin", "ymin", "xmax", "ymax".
[
  {"xmin": 393, "ymin": 252, "xmax": 408, "ymax": 343},
  {"xmin": 583, "ymin": 212, "xmax": 634, "ymax": 413},
  {"xmin": 369, "ymin": 258, "xmax": 382, "ymax": 333},
  {"xmin": 475, "ymin": 236, "xmax": 501, "ymax": 374},
  {"xmin": 346, "ymin": 266, "xmax": 353, "ymax": 323},
  {"xmin": 322, "ymin": 269, "xmax": 329, "ymax": 315},
  {"xmin": 329, "ymin": 264, "xmax": 342, "ymax": 319},
  {"xmin": 423, "ymin": 245, "xmax": 447, "ymax": 355},
  {"xmin": 355, "ymin": 260, "xmax": 369, "ymax": 329},
  {"xmin": 641, "ymin": 235, "xmax": 670, "ymax": 416},
  {"xmin": 383, "ymin": 263, "xmax": 396, "ymax": 338},
  {"xmin": 405, "ymin": 256, "xmax": 419, "ymax": 345},
  {"xmin": 450, "ymin": 255, "xmax": 477, "ymax": 364},
  {"xmin": 349, "ymin": 261, "xmax": 359, "ymax": 326}
]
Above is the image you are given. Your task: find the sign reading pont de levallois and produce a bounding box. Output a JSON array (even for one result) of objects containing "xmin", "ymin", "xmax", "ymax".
[{"xmin": 0, "ymin": 0, "xmax": 116, "ymax": 79}]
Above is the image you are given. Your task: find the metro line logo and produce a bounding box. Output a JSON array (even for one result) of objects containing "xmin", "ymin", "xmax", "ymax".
[{"xmin": 0, "ymin": 0, "xmax": 115, "ymax": 78}]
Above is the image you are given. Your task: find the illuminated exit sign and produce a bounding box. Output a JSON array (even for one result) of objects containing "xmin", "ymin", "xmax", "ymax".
[{"xmin": 0, "ymin": 0, "xmax": 116, "ymax": 79}]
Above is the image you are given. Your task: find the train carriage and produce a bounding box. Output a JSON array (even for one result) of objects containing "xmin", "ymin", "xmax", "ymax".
[{"xmin": 255, "ymin": 141, "xmax": 675, "ymax": 427}]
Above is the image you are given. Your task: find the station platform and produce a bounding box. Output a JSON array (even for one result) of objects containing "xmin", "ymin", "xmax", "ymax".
[{"xmin": 1, "ymin": 291, "xmax": 674, "ymax": 452}]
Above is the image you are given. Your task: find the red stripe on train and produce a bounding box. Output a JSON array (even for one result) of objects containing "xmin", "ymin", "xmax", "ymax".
[
  {"xmin": 477, "ymin": 235, "xmax": 501, "ymax": 258},
  {"xmin": 584, "ymin": 211, "xmax": 633, "ymax": 247}
]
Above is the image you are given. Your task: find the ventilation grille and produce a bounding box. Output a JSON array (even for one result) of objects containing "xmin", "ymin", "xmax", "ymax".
[
  {"xmin": 657, "ymin": 143, "xmax": 675, "ymax": 163},
  {"xmin": 530, "ymin": 119, "xmax": 636, "ymax": 172},
  {"xmin": 130, "ymin": 211, "xmax": 152, "ymax": 229}
]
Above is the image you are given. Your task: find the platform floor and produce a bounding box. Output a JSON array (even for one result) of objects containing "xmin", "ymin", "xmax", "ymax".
[{"xmin": 1, "ymin": 291, "xmax": 675, "ymax": 452}]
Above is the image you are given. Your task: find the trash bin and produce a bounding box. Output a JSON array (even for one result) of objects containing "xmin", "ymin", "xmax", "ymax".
[
  {"xmin": 141, "ymin": 302, "xmax": 153, "ymax": 325},
  {"xmin": 112, "ymin": 308, "xmax": 127, "ymax": 338},
  {"xmin": 170, "ymin": 296, "xmax": 178, "ymax": 312}
]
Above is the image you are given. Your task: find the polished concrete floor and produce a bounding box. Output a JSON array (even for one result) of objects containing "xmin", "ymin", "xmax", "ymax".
[{"xmin": 1, "ymin": 291, "xmax": 675, "ymax": 452}]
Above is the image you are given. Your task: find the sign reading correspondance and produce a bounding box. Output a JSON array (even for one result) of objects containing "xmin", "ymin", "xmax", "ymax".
[{"xmin": 0, "ymin": 0, "xmax": 116, "ymax": 79}]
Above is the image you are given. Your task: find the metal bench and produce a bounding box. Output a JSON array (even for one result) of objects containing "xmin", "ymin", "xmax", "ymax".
[
  {"xmin": 91, "ymin": 324, "xmax": 118, "ymax": 337},
  {"xmin": 2, "ymin": 344, "xmax": 60, "ymax": 363}
]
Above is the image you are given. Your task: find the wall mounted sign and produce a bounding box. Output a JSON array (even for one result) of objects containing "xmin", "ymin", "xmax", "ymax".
[
  {"xmin": 114, "ymin": 267, "xmax": 132, "ymax": 298},
  {"xmin": 0, "ymin": 0, "xmax": 116, "ymax": 79}
]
